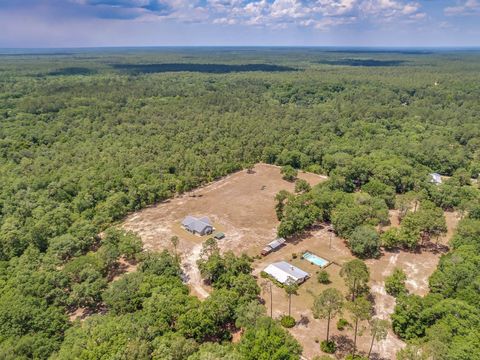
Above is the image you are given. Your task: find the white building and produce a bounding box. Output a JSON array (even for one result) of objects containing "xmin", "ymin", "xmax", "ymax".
[
  {"xmin": 263, "ymin": 261, "xmax": 309, "ymax": 285},
  {"xmin": 430, "ymin": 173, "xmax": 442, "ymax": 185}
]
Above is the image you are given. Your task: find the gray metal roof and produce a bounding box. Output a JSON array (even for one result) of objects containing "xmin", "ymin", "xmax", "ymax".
[
  {"xmin": 182, "ymin": 216, "xmax": 212, "ymax": 233},
  {"xmin": 267, "ymin": 237, "xmax": 286, "ymax": 249},
  {"xmin": 198, "ymin": 216, "xmax": 212, "ymax": 226}
]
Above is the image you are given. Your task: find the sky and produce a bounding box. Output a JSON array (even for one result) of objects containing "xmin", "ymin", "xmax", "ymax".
[{"xmin": 0, "ymin": 0, "xmax": 479, "ymax": 47}]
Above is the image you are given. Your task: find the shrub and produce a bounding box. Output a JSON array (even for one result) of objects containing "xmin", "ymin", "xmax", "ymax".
[
  {"xmin": 292, "ymin": 253, "xmax": 298, "ymax": 259},
  {"xmin": 345, "ymin": 355, "xmax": 368, "ymax": 360},
  {"xmin": 380, "ymin": 228, "xmax": 402, "ymax": 249},
  {"xmin": 281, "ymin": 165, "xmax": 298, "ymax": 182},
  {"xmin": 295, "ymin": 179, "xmax": 311, "ymax": 193},
  {"xmin": 385, "ymin": 268, "xmax": 408, "ymax": 297},
  {"xmin": 280, "ymin": 315, "xmax": 296, "ymax": 328},
  {"xmin": 320, "ymin": 340, "xmax": 336, "ymax": 354},
  {"xmin": 260, "ymin": 272, "xmax": 284, "ymax": 288},
  {"xmin": 337, "ymin": 318, "xmax": 349, "ymax": 330},
  {"xmin": 317, "ymin": 270, "xmax": 330, "ymax": 284}
]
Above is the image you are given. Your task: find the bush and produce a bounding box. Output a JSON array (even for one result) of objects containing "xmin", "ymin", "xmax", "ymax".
[
  {"xmin": 320, "ymin": 340, "xmax": 336, "ymax": 354},
  {"xmin": 380, "ymin": 228, "xmax": 402, "ymax": 249},
  {"xmin": 337, "ymin": 318, "xmax": 349, "ymax": 330},
  {"xmin": 295, "ymin": 179, "xmax": 311, "ymax": 193},
  {"xmin": 345, "ymin": 355, "xmax": 368, "ymax": 360},
  {"xmin": 280, "ymin": 315, "xmax": 296, "ymax": 328},
  {"xmin": 292, "ymin": 253, "xmax": 298, "ymax": 259},
  {"xmin": 385, "ymin": 268, "xmax": 408, "ymax": 297},
  {"xmin": 281, "ymin": 165, "xmax": 298, "ymax": 182},
  {"xmin": 317, "ymin": 270, "xmax": 330, "ymax": 284}
]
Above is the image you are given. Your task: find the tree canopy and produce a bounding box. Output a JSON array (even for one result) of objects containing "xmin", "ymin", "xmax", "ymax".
[{"xmin": 1, "ymin": 48, "xmax": 480, "ymax": 359}]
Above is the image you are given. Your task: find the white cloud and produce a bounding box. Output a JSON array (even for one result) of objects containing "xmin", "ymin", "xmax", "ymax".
[
  {"xmin": 206, "ymin": 0, "xmax": 424, "ymax": 29},
  {"xmin": 60, "ymin": 0, "xmax": 429, "ymax": 29},
  {"xmin": 444, "ymin": 0, "xmax": 480, "ymax": 16}
]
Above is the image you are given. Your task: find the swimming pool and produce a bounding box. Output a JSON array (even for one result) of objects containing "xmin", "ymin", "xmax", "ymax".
[{"xmin": 302, "ymin": 252, "xmax": 329, "ymax": 267}]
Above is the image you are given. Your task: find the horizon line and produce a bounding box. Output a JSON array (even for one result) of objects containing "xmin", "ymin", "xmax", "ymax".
[{"xmin": 1, "ymin": 45, "xmax": 480, "ymax": 50}]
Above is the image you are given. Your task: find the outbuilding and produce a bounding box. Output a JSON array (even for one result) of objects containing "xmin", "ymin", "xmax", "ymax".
[
  {"xmin": 214, "ymin": 232, "xmax": 225, "ymax": 240},
  {"xmin": 181, "ymin": 216, "xmax": 213, "ymax": 236},
  {"xmin": 261, "ymin": 237, "xmax": 286, "ymax": 256},
  {"xmin": 430, "ymin": 173, "xmax": 442, "ymax": 185},
  {"xmin": 263, "ymin": 261, "xmax": 309, "ymax": 285}
]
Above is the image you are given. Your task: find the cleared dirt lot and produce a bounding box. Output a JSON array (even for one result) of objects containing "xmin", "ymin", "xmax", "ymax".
[
  {"xmin": 122, "ymin": 163, "xmax": 326, "ymax": 297},
  {"xmin": 122, "ymin": 164, "xmax": 459, "ymax": 359}
]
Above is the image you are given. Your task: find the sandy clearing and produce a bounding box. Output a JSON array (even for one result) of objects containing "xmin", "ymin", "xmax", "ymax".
[{"xmin": 122, "ymin": 163, "xmax": 326, "ymax": 297}]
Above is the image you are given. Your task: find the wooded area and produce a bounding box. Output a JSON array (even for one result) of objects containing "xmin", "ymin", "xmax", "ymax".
[{"xmin": 0, "ymin": 48, "xmax": 479, "ymax": 359}]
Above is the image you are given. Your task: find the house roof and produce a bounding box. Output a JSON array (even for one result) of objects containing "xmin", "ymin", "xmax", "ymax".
[
  {"xmin": 182, "ymin": 216, "xmax": 212, "ymax": 233},
  {"xmin": 263, "ymin": 261, "xmax": 309, "ymax": 284},
  {"xmin": 198, "ymin": 216, "xmax": 212, "ymax": 226},
  {"xmin": 267, "ymin": 237, "xmax": 286, "ymax": 249}
]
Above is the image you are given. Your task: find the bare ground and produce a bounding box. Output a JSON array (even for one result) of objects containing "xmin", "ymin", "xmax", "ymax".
[
  {"xmin": 122, "ymin": 163, "xmax": 326, "ymax": 297},
  {"xmin": 121, "ymin": 164, "xmax": 459, "ymax": 360}
]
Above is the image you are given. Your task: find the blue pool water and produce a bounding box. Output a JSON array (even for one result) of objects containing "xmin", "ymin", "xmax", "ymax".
[{"xmin": 303, "ymin": 252, "xmax": 329, "ymax": 267}]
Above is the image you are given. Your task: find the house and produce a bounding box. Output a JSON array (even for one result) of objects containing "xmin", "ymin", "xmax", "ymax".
[
  {"xmin": 261, "ymin": 237, "xmax": 286, "ymax": 256},
  {"xmin": 430, "ymin": 173, "xmax": 442, "ymax": 185},
  {"xmin": 263, "ymin": 261, "xmax": 309, "ymax": 285},
  {"xmin": 181, "ymin": 216, "xmax": 213, "ymax": 236}
]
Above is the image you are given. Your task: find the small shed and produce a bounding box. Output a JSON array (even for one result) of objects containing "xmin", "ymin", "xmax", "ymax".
[
  {"xmin": 214, "ymin": 232, "xmax": 225, "ymax": 240},
  {"xmin": 181, "ymin": 216, "xmax": 213, "ymax": 236},
  {"xmin": 261, "ymin": 237, "xmax": 286, "ymax": 256},
  {"xmin": 263, "ymin": 261, "xmax": 309, "ymax": 285},
  {"xmin": 430, "ymin": 173, "xmax": 442, "ymax": 185}
]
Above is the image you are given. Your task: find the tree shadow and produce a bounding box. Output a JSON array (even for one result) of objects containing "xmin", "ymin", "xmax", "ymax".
[
  {"xmin": 331, "ymin": 334, "xmax": 354, "ymax": 356},
  {"xmin": 318, "ymin": 59, "xmax": 407, "ymax": 67},
  {"xmin": 381, "ymin": 241, "xmax": 449, "ymax": 257},
  {"xmin": 326, "ymin": 49, "xmax": 432, "ymax": 55},
  {"xmin": 107, "ymin": 257, "xmax": 137, "ymax": 281},
  {"xmin": 370, "ymin": 352, "xmax": 391, "ymax": 360},
  {"xmin": 297, "ymin": 314, "xmax": 310, "ymax": 327},
  {"xmin": 421, "ymin": 241, "xmax": 449, "ymax": 254},
  {"xmin": 48, "ymin": 67, "xmax": 97, "ymax": 76},
  {"xmin": 111, "ymin": 63, "xmax": 296, "ymax": 74},
  {"xmin": 287, "ymin": 224, "xmax": 325, "ymax": 246}
]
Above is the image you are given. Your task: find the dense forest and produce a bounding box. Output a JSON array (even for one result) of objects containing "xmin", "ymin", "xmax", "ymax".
[{"xmin": 0, "ymin": 48, "xmax": 479, "ymax": 359}]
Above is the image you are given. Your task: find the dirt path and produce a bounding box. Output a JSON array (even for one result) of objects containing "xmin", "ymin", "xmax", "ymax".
[
  {"xmin": 182, "ymin": 244, "xmax": 210, "ymax": 299},
  {"xmin": 369, "ymin": 253, "xmax": 405, "ymax": 357}
]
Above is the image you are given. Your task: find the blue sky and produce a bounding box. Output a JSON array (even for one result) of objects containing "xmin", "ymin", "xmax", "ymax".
[{"xmin": 0, "ymin": 0, "xmax": 479, "ymax": 47}]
